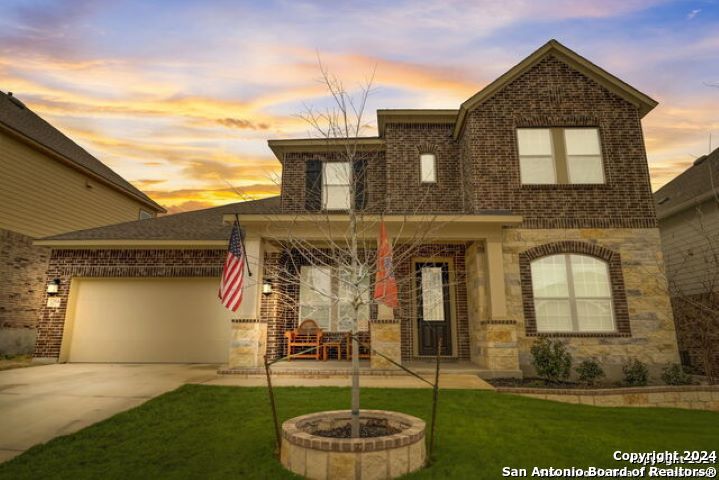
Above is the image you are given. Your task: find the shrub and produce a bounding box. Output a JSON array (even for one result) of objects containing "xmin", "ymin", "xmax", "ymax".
[
  {"xmin": 530, "ymin": 337, "xmax": 572, "ymax": 383},
  {"xmin": 575, "ymin": 359, "xmax": 605, "ymax": 386},
  {"xmin": 622, "ymin": 359, "xmax": 649, "ymax": 386},
  {"xmin": 661, "ymin": 364, "xmax": 695, "ymax": 385}
]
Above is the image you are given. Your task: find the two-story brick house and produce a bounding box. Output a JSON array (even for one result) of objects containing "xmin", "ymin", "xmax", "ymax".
[{"xmin": 34, "ymin": 40, "xmax": 679, "ymax": 380}]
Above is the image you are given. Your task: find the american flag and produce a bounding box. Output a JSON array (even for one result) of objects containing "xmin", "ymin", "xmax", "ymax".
[{"xmin": 219, "ymin": 221, "xmax": 247, "ymax": 311}]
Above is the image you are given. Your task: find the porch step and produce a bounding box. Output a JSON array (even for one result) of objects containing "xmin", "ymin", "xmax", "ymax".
[{"xmin": 217, "ymin": 363, "xmax": 522, "ymax": 379}]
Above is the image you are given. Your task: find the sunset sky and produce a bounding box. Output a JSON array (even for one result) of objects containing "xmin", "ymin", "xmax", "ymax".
[{"xmin": 1, "ymin": 0, "xmax": 718, "ymax": 214}]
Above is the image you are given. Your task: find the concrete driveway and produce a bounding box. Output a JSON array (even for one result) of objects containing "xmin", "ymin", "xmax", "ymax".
[{"xmin": 0, "ymin": 363, "xmax": 220, "ymax": 463}]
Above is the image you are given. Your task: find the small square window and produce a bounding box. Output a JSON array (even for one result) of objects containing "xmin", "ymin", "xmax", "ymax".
[
  {"xmin": 420, "ymin": 153, "xmax": 436, "ymax": 183},
  {"xmin": 139, "ymin": 209, "xmax": 153, "ymax": 220}
]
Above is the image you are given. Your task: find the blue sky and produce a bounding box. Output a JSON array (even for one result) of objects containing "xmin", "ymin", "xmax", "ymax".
[{"xmin": 1, "ymin": 0, "xmax": 717, "ymax": 212}]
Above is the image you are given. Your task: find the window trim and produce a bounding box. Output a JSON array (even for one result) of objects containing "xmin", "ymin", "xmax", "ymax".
[
  {"xmin": 321, "ymin": 161, "xmax": 352, "ymax": 211},
  {"xmin": 298, "ymin": 265, "xmax": 370, "ymax": 332},
  {"xmin": 516, "ymin": 127, "xmax": 605, "ymax": 186},
  {"xmin": 519, "ymin": 241, "xmax": 630, "ymax": 337},
  {"xmin": 419, "ymin": 152, "xmax": 437, "ymax": 183}
]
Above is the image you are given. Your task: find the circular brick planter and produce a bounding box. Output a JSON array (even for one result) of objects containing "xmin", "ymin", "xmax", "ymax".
[{"xmin": 280, "ymin": 410, "xmax": 426, "ymax": 480}]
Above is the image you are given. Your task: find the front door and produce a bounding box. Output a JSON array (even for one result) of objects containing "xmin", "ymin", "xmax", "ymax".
[{"xmin": 415, "ymin": 261, "xmax": 452, "ymax": 356}]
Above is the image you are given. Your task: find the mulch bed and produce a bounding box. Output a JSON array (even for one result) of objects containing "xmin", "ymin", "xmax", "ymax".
[
  {"xmin": 313, "ymin": 419, "xmax": 401, "ymax": 438},
  {"xmin": 489, "ymin": 377, "xmax": 608, "ymax": 389}
]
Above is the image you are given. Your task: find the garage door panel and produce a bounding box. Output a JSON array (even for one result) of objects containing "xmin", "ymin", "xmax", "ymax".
[{"xmin": 67, "ymin": 278, "xmax": 232, "ymax": 363}]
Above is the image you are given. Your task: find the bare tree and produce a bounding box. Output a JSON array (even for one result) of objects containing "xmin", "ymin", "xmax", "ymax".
[
  {"xmin": 243, "ymin": 60, "xmax": 463, "ymax": 437},
  {"xmin": 661, "ymin": 148, "xmax": 719, "ymax": 384}
]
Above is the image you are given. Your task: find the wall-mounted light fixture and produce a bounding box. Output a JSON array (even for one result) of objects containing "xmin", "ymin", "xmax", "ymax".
[
  {"xmin": 47, "ymin": 278, "xmax": 61, "ymax": 296},
  {"xmin": 262, "ymin": 279, "xmax": 273, "ymax": 295}
]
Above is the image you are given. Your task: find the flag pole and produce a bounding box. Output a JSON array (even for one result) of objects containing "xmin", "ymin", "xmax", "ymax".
[{"xmin": 234, "ymin": 213, "xmax": 252, "ymax": 277}]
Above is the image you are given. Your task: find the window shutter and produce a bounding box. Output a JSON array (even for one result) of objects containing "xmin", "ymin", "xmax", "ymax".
[
  {"xmin": 305, "ymin": 160, "xmax": 322, "ymax": 211},
  {"xmin": 353, "ymin": 159, "xmax": 367, "ymax": 210}
]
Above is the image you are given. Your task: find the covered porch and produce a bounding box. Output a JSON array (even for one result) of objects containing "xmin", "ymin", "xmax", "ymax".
[{"xmin": 223, "ymin": 213, "xmax": 523, "ymax": 377}]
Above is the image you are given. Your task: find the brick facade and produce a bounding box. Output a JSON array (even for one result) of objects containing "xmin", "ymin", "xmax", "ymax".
[
  {"xmin": 0, "ymin": 229, "xmax": 49, "ymax": 354},
  {"xmin": 384, "ymin": 123, "xmax": 464, "ymax": 213},
  {"xmin": 281, "ymin": 151, "xmax": 386, "ymax": 213},
  {"xmin": 462, "ymin": 55, "xmax": 657, "ymax": 228},
  {"xmin": 34, "ymin": 248, "xmax": 225, "ymax": 359},
  {"xmin": 278, "ymin": 55, "xmax": 658, "ymax": 230}
]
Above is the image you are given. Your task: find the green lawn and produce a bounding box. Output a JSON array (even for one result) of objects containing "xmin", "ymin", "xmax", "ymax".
[{"xmin": 1, "ymin": 385, "xmax": 717, "ymax": 479}]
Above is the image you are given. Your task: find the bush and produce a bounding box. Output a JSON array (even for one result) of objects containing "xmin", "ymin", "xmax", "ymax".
[
  {"xmin": 575, "ymin": 359, "xmax": 605, "ymax": 386},
  {"xmin": 661, "ymin": 364, "xmax": 695, "ymax": 385},
  {"xmin": 622, "ymin": 359, "xmax": 649, "ymax": 386},
  {"xmin": 530, "ymin": 337, "xmax": 572, "ymax": 383}
]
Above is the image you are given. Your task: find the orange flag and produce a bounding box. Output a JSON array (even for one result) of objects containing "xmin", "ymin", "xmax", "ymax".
[{"xmin": 374, "ymin": 221, "xmax": 398, "ymax": 308}]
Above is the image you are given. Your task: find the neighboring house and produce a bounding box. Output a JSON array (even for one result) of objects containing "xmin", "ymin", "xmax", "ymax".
[
  {"xmin": 0, "ymin": 91, "xmax": 165, "ymax": 354},
  {"xmin": 33, "ymin": 40, "xmax": 679, "ymax": 380},
  {"xmin": 654, "ymin": 147, "xmax": 719, "ymax": 376}
]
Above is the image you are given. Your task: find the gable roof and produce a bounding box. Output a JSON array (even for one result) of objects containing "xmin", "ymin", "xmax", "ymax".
[
  {"xmin": 36, "ymin": 196, "xmax": 280, "ymax": 244},
  {"xmin": 654, "ymin": 147, "xmax": 719, "ymax": 220},
  {"xmin": 0, "ymin": 91, "xmax": 165, "ymax": 213},
  {"xmin": 452, "ymin": 39, "xmax": 658, "ymax": 139}
]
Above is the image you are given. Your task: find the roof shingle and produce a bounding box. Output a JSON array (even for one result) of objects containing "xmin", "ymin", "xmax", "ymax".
[
  {"xmin": 41, "ymin": 196, "xmax": 281, "ymax": 241},
  {"xmin": 654, "ymin": 147, "xmax": 719, "ymax": 219}
]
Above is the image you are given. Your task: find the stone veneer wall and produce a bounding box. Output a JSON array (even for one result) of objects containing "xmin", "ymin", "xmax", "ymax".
[
  {"xmin": 503, "ymin": 227, "xmax": 679, "ymax": 380},
  {"xmin": 0, "ymin": 229, "xmax": 49, "ymax": 354},
  {"xmin": 497, "ymin": 385, "xmax": 719, "ymax": 411},
  {"xmin": 34, "ymin": 248, "xmax": 225, "ymax": 359}
]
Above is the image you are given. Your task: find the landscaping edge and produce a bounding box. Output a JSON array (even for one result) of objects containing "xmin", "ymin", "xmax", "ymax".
[{"xmin": 495, "ymin": 385, "xmax": 719, "ymax": 411}]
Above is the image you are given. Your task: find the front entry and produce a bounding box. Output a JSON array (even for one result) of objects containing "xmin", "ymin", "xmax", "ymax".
[{"xmin": 415, "ymin": 261, "xmax": 452, "ymax": 356}]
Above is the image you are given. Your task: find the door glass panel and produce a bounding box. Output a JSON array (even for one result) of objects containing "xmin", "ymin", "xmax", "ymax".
[{"xmin": 421, "ymin": 266, "xmax": 445, "ymax": 321}]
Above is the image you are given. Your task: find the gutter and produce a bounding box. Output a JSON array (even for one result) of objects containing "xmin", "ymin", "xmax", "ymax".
[{"xmin": 656, "ymin": 190, "xmax": 717, "ymax": 220}]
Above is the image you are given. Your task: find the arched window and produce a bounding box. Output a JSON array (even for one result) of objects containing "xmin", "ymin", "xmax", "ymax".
[{"xmin": 530, "ymin": 254, "xmax": 614, "ymax": 332}]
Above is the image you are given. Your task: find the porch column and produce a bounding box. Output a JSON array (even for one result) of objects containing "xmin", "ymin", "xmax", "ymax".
[
  {"xmin": 370, "ymin": 304, "xmax": 401, "ymax": 369},
  {"xmin": 485, "ymin": 233, "xmax": 508, "ymax": 321},
  {"xmin": 228, "ymin": 236, "xmax": 267, "ymax": 369},
  {"xmin": 471, "ymin": 232, "xmax": 520, "ymax": 376}
]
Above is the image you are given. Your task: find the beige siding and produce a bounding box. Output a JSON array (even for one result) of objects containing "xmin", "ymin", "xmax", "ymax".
[
  {"xmin": 0, "ymin": 130, "xmax": 150, "ymax": 238},
  {"xmin": 659, "ymin": 200, "xmax": 719, "ymax": 296}
]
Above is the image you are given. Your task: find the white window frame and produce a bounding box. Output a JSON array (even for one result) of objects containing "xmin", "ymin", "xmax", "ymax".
[
  {"xmin": 564, "ymin": 128, "xmax": 605, "ymax": 184},
  {"xmin": 419, "ymin": 153, "xmax": 437, "ymax": 183},
  {"xmin": 516, "ymin": 127, "xmax": 605, "ymax": 185},
  {"xmin": 531, "ymin": 254, "xmax": 615, "ymax": 333},
  {"xmin": 517, "ymin": 128, "xmax": 557, "ymax": 184},
  {"xmin": 298, "ymin": 265, "xmax": 369, "ymax": 332},
  {"xmin": 322, "ymin": 162, "xmax": 351, "ymax": 210}
]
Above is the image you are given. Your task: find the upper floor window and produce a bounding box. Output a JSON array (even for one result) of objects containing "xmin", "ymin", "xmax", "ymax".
[
  {"xmin": 139, "ymin": 209, "xmax": 153, "ymax": 220},
  {"xmin": 322, "ymin": 162, "xmax": 351, "ymax": 210},
  {"xmin": 420, "ymin": 153, "xmax": 437, "ymax": 183},
  {"xmin": 531, "ymin": 254, "xmax": 614, "ymax": 332},
  {"xmin": 517, "ymin": 128, "xmax": 604, "ymax": 185}
]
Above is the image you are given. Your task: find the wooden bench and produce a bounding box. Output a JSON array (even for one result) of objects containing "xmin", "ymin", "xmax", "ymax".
[{"xmin": 284, "ymin": 319, "xmax": 323, "ymax": 360}]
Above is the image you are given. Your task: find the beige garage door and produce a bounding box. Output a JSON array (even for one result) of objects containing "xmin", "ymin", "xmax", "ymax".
[{"xmin": 65, "ymin": 278, "xmax": 232, "ymax": 363}]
